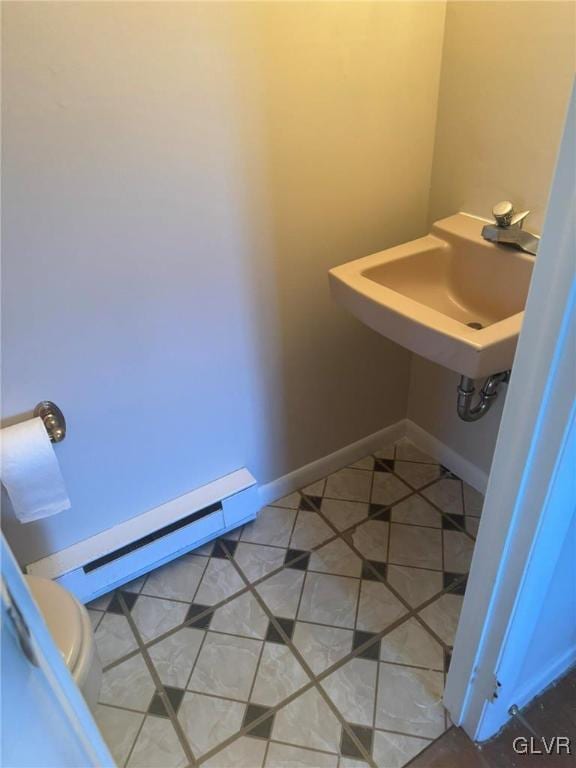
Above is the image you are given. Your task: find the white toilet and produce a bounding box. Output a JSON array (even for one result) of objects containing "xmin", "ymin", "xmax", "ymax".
[{"xmin": 26, "ymin": 575, "xmax": 102, "ymax": 710}]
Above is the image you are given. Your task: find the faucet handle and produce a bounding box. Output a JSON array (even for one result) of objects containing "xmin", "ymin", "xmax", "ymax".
[
  {"xmin": 492, "ymin": 200, "xmax": 514, "ymax": 227},
  {"xmin": 510, "ymin": 210, "xmax": 530, "ymax": 229},
  {"xmin": 492, "ymin": 201, "xmax": 531, "ymax": 229}
]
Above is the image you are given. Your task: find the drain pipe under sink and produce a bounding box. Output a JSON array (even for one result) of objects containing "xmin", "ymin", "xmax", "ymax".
[{"xmin": 457, "ymin": 371, "xmax": 510, "ymax": 422}]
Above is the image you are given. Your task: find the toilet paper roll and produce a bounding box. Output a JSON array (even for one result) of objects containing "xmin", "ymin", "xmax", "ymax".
[{"xmin": 1, "ymin": 417, "xmax": 71, "ymax": 523}]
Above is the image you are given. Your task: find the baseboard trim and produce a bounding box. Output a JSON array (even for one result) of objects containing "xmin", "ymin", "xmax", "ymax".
[
  {"xmin": 259, "ymin": 420, "xmax": 406, "ymax": 507},
  {"xmin": 405, "ymin": 419, "xmax": 489, "ymax": 493},
  {"xmin": 259, "ymin": 417, "xmax": 489, "ymax": 506}
]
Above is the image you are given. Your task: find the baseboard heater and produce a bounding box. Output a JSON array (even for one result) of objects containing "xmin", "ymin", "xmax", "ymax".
[{"xmin": 26, "ymin": 468, "xmax": 259, "ymax": 603}]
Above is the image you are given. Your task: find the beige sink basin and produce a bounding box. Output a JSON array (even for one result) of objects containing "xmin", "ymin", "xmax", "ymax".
[{"xmin": 329, "ymin": 213, "xmax": 534, "ymax": 378}]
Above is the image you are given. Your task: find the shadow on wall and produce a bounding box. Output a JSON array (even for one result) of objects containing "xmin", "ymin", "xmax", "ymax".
[
  {"xmin": 407, "ymin": 357, "xmax": 506, "ymax": 477},
  {"xmin": 1, "ymin": 3, "xmax": 449, "ymax": 563}
]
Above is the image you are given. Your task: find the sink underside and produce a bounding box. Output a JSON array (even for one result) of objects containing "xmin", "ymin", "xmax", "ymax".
[{"xmin": 329, "ymin": 213, "xmax": 534, "ymax": 378}]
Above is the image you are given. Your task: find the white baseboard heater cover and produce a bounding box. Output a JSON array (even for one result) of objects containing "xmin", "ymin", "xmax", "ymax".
[{"xmin": 26, "ymin": 468, "xmax": 259, "ymax": 603}]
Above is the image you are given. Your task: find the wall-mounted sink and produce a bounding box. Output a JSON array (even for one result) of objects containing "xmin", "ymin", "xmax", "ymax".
[{"xmin": 329, "ymin": 213, "xmax": 534, "ymax": 378}]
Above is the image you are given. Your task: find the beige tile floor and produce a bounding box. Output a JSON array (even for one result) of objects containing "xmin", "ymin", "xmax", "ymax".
[{"xmin": 89, "ymin": 438, "xmax": 483, "ymax": 767}]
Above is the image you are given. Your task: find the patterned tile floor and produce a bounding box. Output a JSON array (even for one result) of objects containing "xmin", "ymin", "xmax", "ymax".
[{"xmin": 89, "ymin": 438, "xmax": 484, "ymax": 768}]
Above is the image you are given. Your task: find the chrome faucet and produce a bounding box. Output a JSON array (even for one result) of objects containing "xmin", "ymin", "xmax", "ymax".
[{"xmin": 481, "ymin": 201, "xmax": 539, "ymax": 256}]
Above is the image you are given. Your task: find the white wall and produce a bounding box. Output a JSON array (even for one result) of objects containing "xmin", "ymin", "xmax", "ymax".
[
  {"xmin": 408, "ymin": 0, "xmax": 575, "ymax": 475},
  {"xmin": 1, "ymin": 2, "xmax": 446, "ymax": 564}
]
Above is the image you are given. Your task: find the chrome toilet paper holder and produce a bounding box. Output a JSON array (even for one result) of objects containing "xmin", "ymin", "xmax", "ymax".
[{"xmin": 33, "ymin": 401, "xmax": 66, "ymax": 443}]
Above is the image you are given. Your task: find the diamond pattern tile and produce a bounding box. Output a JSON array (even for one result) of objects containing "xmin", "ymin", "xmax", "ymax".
[
  {"xmin": 422, "ymin": 477, "xmax": 464, "ymax": 516},
  {"xmin": 204, "ymin": 737, "xmax": 267, "ymax": 767},
  {"xmin": 441, "ymin": 512, "xmax": 465, "ymax": 531},
  {"xmin": 419, "ymin": 593, "xmax": 464, "ymax": 647},
  {"xmin": 371, "ymin": 472, "xmax": 412, "ymax": 506},
  {"xmin": 240, "ymin": 505, "xmax": 297, "ymax": 547},
  {"xmin": 209, "ymin": 590, "xmax": 269, "ymax": 639},
  {"xmin": 356, "ymin": 580, "xmax": 407, "ymax": 633},
  {"xmin": 463, "ymin": 482, "xmax": 484, "ymax": 516},
  {"xmin": 292, "ymin": 622, "xmax": 354, "ymax": 675},
  {"xmin": 178, "ymin": 692, "xmax": 246, "ymax": 757},
  {"xmin": 379, "ymin": 618, "xmax": 444, "ymax": 671},
  {"xmin": 387, "ymin": 564, "xmax": 443, "ymax": 608},
  {"xmin": 185, "ymin": 602, "xmax": 212, "ymax": 629},
  {"xmin": 99, "ymin": 653, "xmax": 156, "ymax": 712},
  {"xmin": 242, "ymin": 703, "xmax": 275, "ymax": 739},
  {"xmin": 212, "ymin": 539, "xmax": 236, "ymax": 558},
  {"xmin": 107, "ymin": 590, "xmax": 138, "ymax": 614},
  {"xmin": 391, "ymin": 495, "xmax": 442, "ymax": 528},
  {"xmin": 301, "ymin": 478, "xmax": 327, "ymax": 497},
  {"xmin": 88, "ymin": 609, "xmax": 105, "ymax": 631},
  {"xmin": 361, "ymin": 560, "xmax": 387, "ymax": 581},
  {"xmin": 140, "ymin": 553, "xmax": 208, "ymax": 601},
  {"xmin": 131, "ymin": 595, "xmax": 189, "ymax": 643},
  {"xmin": 350, "ymin": 519, "xmax": 389, "ymax": 562},
  {"xmin": 270, "ymin": 491, "xmax": 301, "ymax": 510},
  {"xmin": 350, "ymin": 456, "xmax": 375, "ymax": 471},
  {"xmin": 285, "ymin": 548, "xmax": 310, "ymax": 570},
  {"xmin": 194, "ymin": 558, "xmax": 246, "ymax": 605},
  {"xmin": 393, "ymin": 461, "xmax": 442, "ymax": 489},
  {"xmin": 373, "ymin": 730, "xmax": 432, "ymax": 768},
  {"xmin": 148, "ymin": 627, "xmax": 204, "ymax": 688},
  {"xmin": 321, "ymin": 658, "xmax": 378, "ymax": 726},
  {"xmin": 95, "ymin": 705, "xmax": 144, "ymax": 767},
  {"xmin": 263, "ymin": 617, "xmax": 292, "ymax": 644},
  {"xmin": 319, "ymin": 498, "xmax": 370, "ymax": 531},
  {"xmin": 374, "ymin": 457, "xmax": 395, "ymax": 473},
  {"xmin": 388, "ymin": 524, "xmax": 443, "ymax": 570},
  {"xmin": 272, "ymin": 687, "xmax": 342, "ymax": 754},
  {"xmin": 375, "ymin": 663, "xmax": 446, "ymax": 738},
  {"xmin": 91, "ymin": 439, "xmax": 474, "ymax": 768},
  {"xmin": 234, "ymin": 541, "xmax": 287, "ymax": 582},
  {"xmin": 187, "ymin": 631, "xmax": 261, "ymax": 700},
  {"xmin": 95, "ymin": 612, "xmax": 138, "ymax": 666},
  {"xmin": 308, "ymin": 538, "xmax": 363, "ymax": 577},
  {"xmin": 148, "ymin": 686, "xmax": 185, "ymax": 717},
  {"xmin": 255, "ymin": 567, "xmax": 305, "ymax": 619},
  {"xmin": 126, "ymin": 715, "xmax": 188, "ymax": 768},
  {"xmin": 300, "ymin": 493, "xmax": 322, "ymax": 511},
  {"xmin": 298, "ymin": 572, "xmax": 360, "ymax": 628},
  {"xmin": 369, "ymin": 504, "xmax": 391, "ymax": 521},
  {"xmin": 443, "ymin": 572, "xmax": 467, "ymax": 595},
  {"xmin": 324, "ymin": 468, "xmax": 372, "ymax": 502},
  {"xmin": 352, "ymin": 630, "xmax": 380, "ymax": 661},
  {"xmin": 443, "ymin": 530, "xmax": 475, "ymax": 573},
  {"xmin": 289, "ymin": 509, "xmax": 334, "ymax": 550},
  {"xmin": 266, "ymin": 742, "xmax": 338, "ymax": 767},
  {"xmin": 465, "ymin": 515, "xmax": 481, "ymax": 537},
  {"xmin": 341, "ymin": 723, "xmax": 374, "ymax": 760},
  {"xmin": 250, "ymin": 641, "xmax": 309, "ymax": 706}
]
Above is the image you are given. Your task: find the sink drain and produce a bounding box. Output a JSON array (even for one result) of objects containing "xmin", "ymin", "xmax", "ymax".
[{"xmin": 467, "ymin": 321, "xmax": 484, "ymax": 330}]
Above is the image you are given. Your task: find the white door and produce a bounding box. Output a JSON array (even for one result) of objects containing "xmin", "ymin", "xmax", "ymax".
[{"xmin": 1, "ymin": 535, "xmax": 114, "ymax": 767}]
